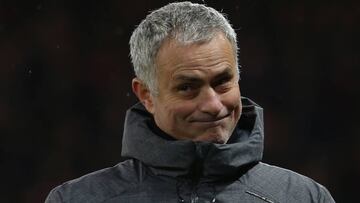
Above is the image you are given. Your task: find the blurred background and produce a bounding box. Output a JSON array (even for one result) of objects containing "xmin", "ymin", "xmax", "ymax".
[{"xmin": 0, "ymin": 0, "xmax": 359, "ymax": 202}]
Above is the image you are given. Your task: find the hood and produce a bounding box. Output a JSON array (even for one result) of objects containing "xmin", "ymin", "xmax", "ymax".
[{"xmin": 121, "ymin": 97, "xmax": 264, "ymax": 180}]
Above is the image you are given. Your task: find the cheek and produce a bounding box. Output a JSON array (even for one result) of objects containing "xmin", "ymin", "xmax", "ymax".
[
  {"xmin": 223, "ymin": 88, "xmax": 241, "ymax": 108},
  {"xmin": 164, "ymin": 100, "xmax": 198, "ymax": 121}
]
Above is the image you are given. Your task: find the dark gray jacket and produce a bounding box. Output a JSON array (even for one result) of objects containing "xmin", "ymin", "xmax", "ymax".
[{"xmin": 45, "ymin": 98, "xmax": 335, "ymax": 203}]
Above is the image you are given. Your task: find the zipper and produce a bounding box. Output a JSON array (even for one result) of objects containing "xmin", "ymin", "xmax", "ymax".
[{"xmin": 246, "ymin": 190, "xmax": 275, "ymax": 203}]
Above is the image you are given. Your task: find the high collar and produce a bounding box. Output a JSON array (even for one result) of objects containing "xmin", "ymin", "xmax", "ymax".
[{"xmin": 121, "ymin": 97, "xmax": 264, "ymax": 180}]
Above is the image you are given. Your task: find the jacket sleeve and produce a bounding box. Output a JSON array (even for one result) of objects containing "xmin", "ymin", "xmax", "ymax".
[
  {"xmin": 44, "ymin": 187, "xmax": 63, "ymax": 203},
  {"xmin": 319, "ymin": 185, "xmax": 336, "ymax": 203}
]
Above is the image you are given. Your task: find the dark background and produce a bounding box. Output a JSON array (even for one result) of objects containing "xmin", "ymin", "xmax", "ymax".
[{"xmin": 0, "ymin": 0, "xmax": 359, "ymax": 202}]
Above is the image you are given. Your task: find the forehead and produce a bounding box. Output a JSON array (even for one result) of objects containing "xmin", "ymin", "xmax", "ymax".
[{"xmin": 155, "ymin": 33, "xmax": 237, "ymax": 78}]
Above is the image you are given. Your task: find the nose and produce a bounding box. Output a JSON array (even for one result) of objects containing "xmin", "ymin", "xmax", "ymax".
[{"xmin": 198, "ymin": 87, "xmax": 223, "ymax": 116}]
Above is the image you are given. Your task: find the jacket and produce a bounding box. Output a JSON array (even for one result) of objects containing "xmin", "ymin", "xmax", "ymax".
[{"xmin": 45, "ymin": 97, "xmax": 335, "ymax": 203}]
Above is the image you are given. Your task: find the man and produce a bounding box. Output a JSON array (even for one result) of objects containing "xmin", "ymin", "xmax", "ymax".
[{"xmin": 46, "ymin": 2, "xmax": 335, "ymax": 202}]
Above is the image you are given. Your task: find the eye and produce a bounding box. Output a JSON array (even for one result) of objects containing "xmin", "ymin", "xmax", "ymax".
[
  {"xmin": 177, "ymin": 83, "xmax": 194, "ymax": 92},
  {"xmin": 214, "ymin": 75, "xmax": 232, "ymax": 86},
  {"xmin": 213, "ymin": 75, "xmax": 234, "ymax": 92},
  {"xmin": 218, "ymin": 78, "xmax": 230, "ymax": 85}
]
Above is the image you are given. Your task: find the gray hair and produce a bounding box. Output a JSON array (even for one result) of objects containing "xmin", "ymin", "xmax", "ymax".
[{"xmin": 129, "ymin": 1, "xmax": 238, "ymax": 95}]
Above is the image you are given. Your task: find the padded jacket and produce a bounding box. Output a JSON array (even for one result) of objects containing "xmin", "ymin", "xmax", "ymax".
[{"xmin": 45, "ymin": 98, "xmax": 335, "ymax": 203}]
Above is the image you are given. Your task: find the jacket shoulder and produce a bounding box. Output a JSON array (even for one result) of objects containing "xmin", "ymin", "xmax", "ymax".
[
  {"xmin": 240, "ymin": 162, "xmax": 335, "ymax": 202},
  {"xmin": 45, "ymin": 159, "xmax": 144, "ymax": 203}
]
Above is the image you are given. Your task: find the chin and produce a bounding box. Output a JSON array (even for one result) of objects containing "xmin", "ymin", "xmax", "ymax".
[
  {"xmin": 194, "ymin": 133, "xmax": 229, "ymax": 144},
  {"xmin": 213, "ymin": 135, "xmax": 229, "ymax": 144}
]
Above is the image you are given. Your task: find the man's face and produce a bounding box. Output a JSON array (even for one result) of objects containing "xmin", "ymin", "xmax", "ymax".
[{"xmin": 145, "ymin": 33, "xmax": 241, "ymax": 144}]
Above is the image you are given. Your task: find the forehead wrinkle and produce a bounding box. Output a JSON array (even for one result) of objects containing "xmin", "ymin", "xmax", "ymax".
[
  {"xmin": 156, "ymin": 33, "xmax": 237, "ymax": 85},
  {"xmin": 161, "ymin": 51, "xmax": 227, "ymax": 76},
  {"xmin": 157, "ymin": 36, "xmax": 234, "ymax": 71},
  {"xmin": 174, "ymin": 45, "xmax": 232, "ymax": 67}
]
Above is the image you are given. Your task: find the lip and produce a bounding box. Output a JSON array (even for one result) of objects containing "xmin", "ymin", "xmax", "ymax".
[{"xmin": 190, "ymin": 113, "xmax": 231, "ymax": 126}]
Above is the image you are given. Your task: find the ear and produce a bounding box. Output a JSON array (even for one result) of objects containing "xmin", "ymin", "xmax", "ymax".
[{"xmin": 132, "ymin": 78, "xmax": 155, "ymax": 114}]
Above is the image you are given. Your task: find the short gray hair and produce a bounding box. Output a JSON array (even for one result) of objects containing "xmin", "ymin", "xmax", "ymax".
[{"xmin": 129, "ymin": 1, "xmax": 238, "ymax": 94}]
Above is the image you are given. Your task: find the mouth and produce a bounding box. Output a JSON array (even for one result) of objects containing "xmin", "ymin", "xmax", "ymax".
[{"xmin": 190, "ymin": 112, "xmax": 232, "ymax": 125}]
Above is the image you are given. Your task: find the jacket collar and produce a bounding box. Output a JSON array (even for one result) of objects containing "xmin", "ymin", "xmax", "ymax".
[{"xmin": 121, "ymin": 97, "xmax": 264, "ymax": 180}]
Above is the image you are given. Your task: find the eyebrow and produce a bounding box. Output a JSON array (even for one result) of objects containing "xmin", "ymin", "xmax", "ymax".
[
  {"xmin": 173, "ymin": 75, "xmax": 203, "ymax": 83},
  {"xmin": 172, "ymin": 67, "xmax": 234, "ymax": 83},
  {"xmin": 213, "ymin": 67, "xmax": 234, "ymax": 80}
]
